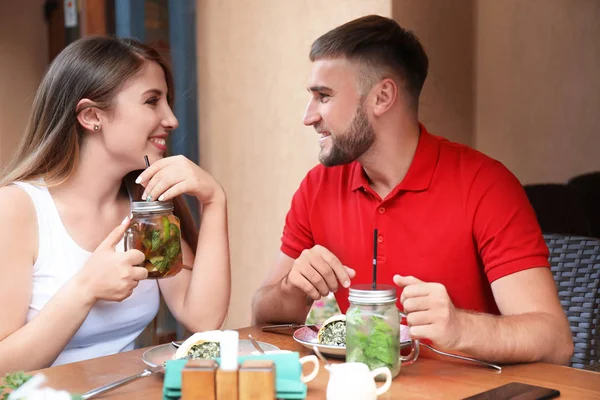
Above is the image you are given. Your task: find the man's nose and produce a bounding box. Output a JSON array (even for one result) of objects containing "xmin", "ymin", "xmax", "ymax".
[{"xmin": 303, "ymin": 101, "xmax": 320, "ymax": 126}]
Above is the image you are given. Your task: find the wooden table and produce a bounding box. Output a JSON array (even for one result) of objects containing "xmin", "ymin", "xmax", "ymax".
[{"xmin": 30, "ymin": 326, "xmax": 600, "ymax": 399}]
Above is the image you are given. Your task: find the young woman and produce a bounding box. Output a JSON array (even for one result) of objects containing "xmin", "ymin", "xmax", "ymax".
[{"xmin": 0, "ymin": 36, "xmax": 231, "ymax": 373}]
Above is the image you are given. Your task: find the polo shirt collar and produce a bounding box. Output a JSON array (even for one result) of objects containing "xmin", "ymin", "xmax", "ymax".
[{"xmin": 350, "ymin": 123, "xmax": 440, "ymax": 193}]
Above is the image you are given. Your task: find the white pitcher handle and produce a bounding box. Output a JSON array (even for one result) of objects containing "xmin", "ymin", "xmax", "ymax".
[
  {"xmin": 299, "ymin": 355, "xmax": 319, "ymax": 383},
  {"xmin": 370, "ymin": 367, "xmax": 392, "ymax": 395}
]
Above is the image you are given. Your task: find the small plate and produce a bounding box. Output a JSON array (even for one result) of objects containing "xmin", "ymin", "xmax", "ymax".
[
  {"xmin": 293, "ymin": 324, "xmax": 411, "ymax": 359},
  {"xmin": 142, "ymin": 339, "xmax": 280, "ymax": 367}
]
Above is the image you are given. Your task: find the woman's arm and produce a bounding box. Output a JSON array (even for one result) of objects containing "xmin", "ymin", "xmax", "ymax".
[
  {"xmin": 137, "ymin": 156, "xmax": 232, "ymax": 333},
  {"xmin": 158, "ymin": 194, "xmax": 231, "ymax": 332},
  {"xmin": 0, "ymin": 187, "xmax": 94, "ymax": 374},
  {"xmin": 0, "ymin": 186, "xmax": 148, "ymax": 374}
]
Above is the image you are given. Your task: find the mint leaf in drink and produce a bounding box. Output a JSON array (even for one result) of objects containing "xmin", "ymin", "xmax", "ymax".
[
  {"xmin": 149, "ymin": 256, "xmax": 164, "ymax": 271},
  {"xmin": 346, "ymin": 330, "xmax": 369, "ymax": 363},
  {"xmin": 364, "ymin": 318, "xmax": 397, "ymax": 368},
  {"xmin": 158, "ymin": 237, "xmax": 181, "ymax": 273},
  {"xmin": 165, "ymin": 238, "xmax": 181, "ymax": 261},
  {"xmin": 346, "ymin": 307, "xmax": 364, "ymax": 327},
  {"xmin": 347, "ymin": 315, "xmax": 398, "ymax": 371},
  {"xmin": 169, "ymin": 223, "xmax": 180, "ymax": 239},
  {"xmin": 151, "ymin": 229, "xmax": 161, "ymax": 251}
]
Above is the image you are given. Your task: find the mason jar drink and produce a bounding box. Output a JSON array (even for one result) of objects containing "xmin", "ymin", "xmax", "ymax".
[
  {"xmin": 345, "ymin": 284, "xmax": 419, "ymax": 378},
  {"xmin": 124, "ymin": 200, "xmax": 184, "ymax": 279}
]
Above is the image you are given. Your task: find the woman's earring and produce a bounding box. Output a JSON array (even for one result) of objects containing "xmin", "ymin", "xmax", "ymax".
[{"xmin": 93, "ymin": 125, "xmax": 100, "ymax": 131}]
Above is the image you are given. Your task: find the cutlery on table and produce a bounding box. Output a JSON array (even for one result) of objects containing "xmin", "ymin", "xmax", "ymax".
[
  {"xmin": 81, "ymin": 364, "xmax": 164, "ymax": 399},
  {"xmin": 419, "ymin": 342, "xmax": 502, "ymax": 371},
  {"xmin": 261, "ymin": 324, "xmax": 319, "ymax": 335},
  {"xmin": 248, "ymin": 334, "xmax": 266, "ymax": 354},
  {"xmin": 312, "ymin": 345, "xmax": 331, "ymax": 368}
]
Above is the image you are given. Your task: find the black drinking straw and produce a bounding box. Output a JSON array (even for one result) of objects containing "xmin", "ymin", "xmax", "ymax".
[
  {"xmin": 143, "ymin": 155, "xmax": 151, "ymax": 202},
  {"xmin": 372, "ymin": 228, "xmax": 378, "ymax": 289}
]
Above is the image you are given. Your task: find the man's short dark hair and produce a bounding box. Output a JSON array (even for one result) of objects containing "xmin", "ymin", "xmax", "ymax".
[{"xmin": 309, "ymin": 15, "xmax": 429, "ymax": 108}]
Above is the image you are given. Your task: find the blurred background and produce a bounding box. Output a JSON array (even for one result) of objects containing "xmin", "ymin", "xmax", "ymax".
[{"xmin": 1, "ymin": 0, "xmax": 599, "ymax": 344}]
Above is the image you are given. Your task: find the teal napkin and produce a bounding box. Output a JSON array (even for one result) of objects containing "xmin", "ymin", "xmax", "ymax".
[
  {"xmin": 163, "ymin": 353, "xmax": 308, "ymax": 400},
  {"xmin": 163, "ymin": 359, "xmax": 185, "ymax": 400}
]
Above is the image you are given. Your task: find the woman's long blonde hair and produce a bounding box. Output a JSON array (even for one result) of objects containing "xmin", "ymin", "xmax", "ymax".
[{"xmin": 0, "ymin": 36, "xmax": 198, "ymax": 251}]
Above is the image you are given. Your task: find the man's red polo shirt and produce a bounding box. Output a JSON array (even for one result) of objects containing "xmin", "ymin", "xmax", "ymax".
[{"xmin": 280, "ymin": 125, "xmax": 549, "ymax": 314}]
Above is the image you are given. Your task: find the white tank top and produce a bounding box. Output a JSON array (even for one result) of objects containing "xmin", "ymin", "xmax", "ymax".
[{"xmin": 12, "ymin": 182, "xmax": 160, "ymax": 366}]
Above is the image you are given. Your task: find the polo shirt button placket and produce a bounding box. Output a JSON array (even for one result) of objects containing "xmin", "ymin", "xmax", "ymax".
[
  {"xmin": 374, "ymin": 204, "xmax": 387, "ymax": 263},
  {"xmin": 376, "ymin": 233, "xmax": 386, "ymax": 263}
]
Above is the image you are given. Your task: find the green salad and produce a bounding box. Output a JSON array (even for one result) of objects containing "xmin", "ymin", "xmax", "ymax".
[
  {"xmin": 318, "ymin": 321, "xmax": 346, "ymax": 346},
  {"xmin": 187, "ymin": 342, "xmax": 221, "ymax": 360},
  {"xmin": 1, "ymin": 372, "xmax": 31, "ymax": 400},
  {"xmin": 1, "ymin": 372, "xmax": 82, "ymax": 400}
]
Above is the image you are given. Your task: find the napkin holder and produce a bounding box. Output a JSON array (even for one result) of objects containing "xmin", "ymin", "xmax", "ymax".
[
  {"xmin": 238, "ymin": 359, "xmax": 276, "ymax": 400},
  {"xmin": 163, "ymin": 352, "xmax": 308, "ymax": 400},
  {"xmin": 181, "ymin": 359, "xmax": 217, "ymax": 400}
]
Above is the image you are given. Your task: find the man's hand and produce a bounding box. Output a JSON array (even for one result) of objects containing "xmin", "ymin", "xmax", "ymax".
[
  {"xmin": 394, "ymin": 274, "xmax": 463, "ymax": 349},
  {"xmin": 284, "ymin": 245, "xmax": 356, "ymax": 300}
]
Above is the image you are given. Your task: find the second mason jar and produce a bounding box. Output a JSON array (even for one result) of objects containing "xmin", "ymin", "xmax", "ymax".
[
  {"xmin": 345, "ymin": 284, "xmax": 419, "ymax": 378},
  {"xmin": 124, "ymin": 200, "xmax": 184, "ymax": 279}
]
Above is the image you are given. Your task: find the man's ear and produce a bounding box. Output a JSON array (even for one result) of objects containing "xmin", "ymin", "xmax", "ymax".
[
  {"xmin": 372, "ymin": 78, "xmax": 398, "ymax": 117},
  {"xmin": 76, "ymin": 99, "xmax": 101, "ymax": 132}
]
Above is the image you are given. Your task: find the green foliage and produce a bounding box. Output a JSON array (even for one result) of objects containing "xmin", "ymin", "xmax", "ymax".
[
  {"xmin": 0, "ymin": 372, "xmax": 32, "ymax": 400},
  {"xmin": 346, "ymin": 315, "xmax": 399, "ymax": 371},
  {"xmin": 148, "ymin": 222, "xmax": 181, "ymax": 273},
  {"xmin": 0, "ymin": 372, "xmax": 83, "ymax": 400},
  {"xmin": 151, "ymin": 229, "xmax": 161, "ymax": 252}
]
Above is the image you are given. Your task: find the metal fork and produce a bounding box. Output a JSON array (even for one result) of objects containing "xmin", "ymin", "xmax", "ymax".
[
  {"xmin": 398, "ymin": 312, "xmax": 502, "ymax": 371},
  {"xmin": 419, "ymin": 342, "xmax": 502, "ymax": 371}
]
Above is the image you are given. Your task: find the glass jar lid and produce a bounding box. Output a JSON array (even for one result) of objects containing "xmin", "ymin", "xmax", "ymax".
[
  {"xmin": 130, "ymin": 200, "xmax": 174, "ymax": 213},
  {"xmin": 348, "ymin": 284, "xmax": 397, "ymax": 305}
]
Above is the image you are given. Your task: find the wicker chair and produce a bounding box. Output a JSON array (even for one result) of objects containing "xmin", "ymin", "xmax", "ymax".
[{"xmin": 544, "ymin": 234, "xmax": 600, "ymax": 369}]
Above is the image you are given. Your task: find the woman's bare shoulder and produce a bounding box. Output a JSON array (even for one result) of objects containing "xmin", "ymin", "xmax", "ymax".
[
  {"xmin": 0, "ymin": 185, "xmax": 37, "ymax": 345},
  {"xmin": 0, "ymin": 185, "xmax": 37, "ymax": 219},
  {"xmin": 0, "ymin": 185, "xmax": 38, "ymax": 251}
]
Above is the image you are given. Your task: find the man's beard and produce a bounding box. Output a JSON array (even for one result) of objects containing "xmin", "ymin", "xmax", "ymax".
[{"xmin": 318, "ymin": 103, "xmax": 375, "ymax": 167}]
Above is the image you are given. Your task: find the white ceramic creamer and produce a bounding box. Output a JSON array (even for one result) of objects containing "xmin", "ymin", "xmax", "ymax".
[{"xmin": 325, "ymin": 362, "xmax": 392, "ymax": 400}]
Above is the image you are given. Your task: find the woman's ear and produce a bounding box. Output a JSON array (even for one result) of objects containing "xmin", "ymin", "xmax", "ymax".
[
  {"xmin": 372, "ymin": 78, "xmax": 398, "ymax": 117},
  {"xmin": 76, "ymin": 99, "xmax": 101, "ymax": 132}
]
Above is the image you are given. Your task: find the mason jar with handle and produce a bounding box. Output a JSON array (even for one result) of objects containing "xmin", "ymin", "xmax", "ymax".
[
  {"xmin": 124, "ymin": 200, "xmax": 184, "ymax": 279},
  {"xmin": 345, "ymin": 284, "xmax": 419, "ymax": 378}
]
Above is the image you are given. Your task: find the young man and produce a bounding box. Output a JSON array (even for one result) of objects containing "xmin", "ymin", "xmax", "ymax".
[{"xmin": 252, "ymin": 15, "xmax": 573, "ymax": 365}]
